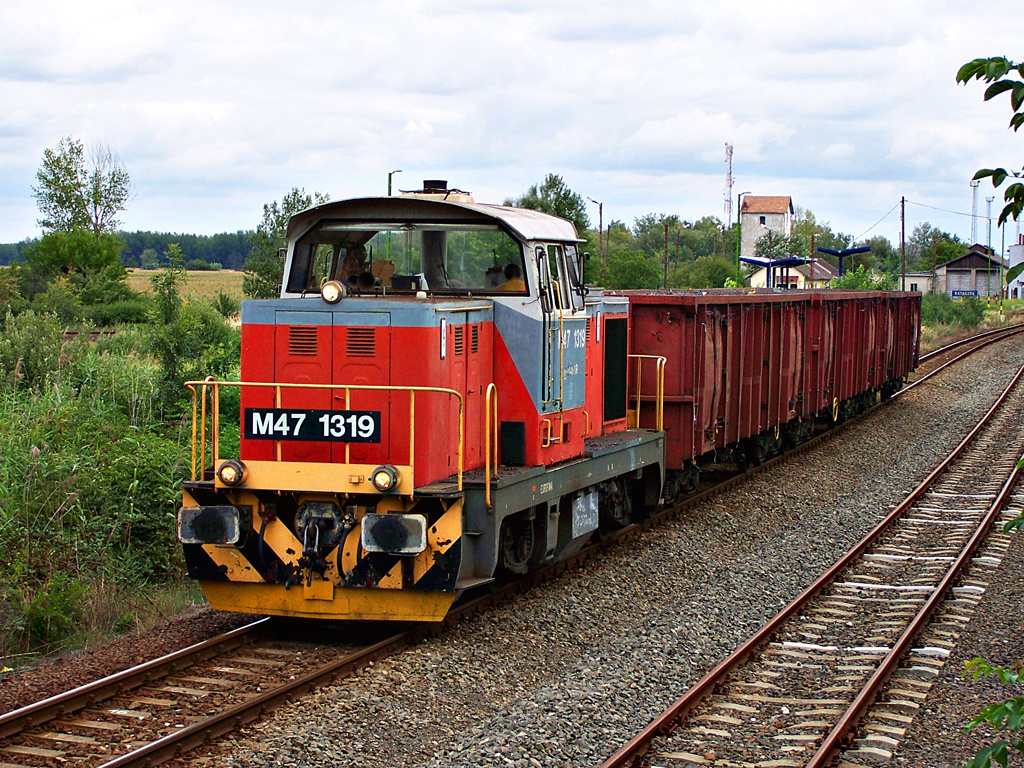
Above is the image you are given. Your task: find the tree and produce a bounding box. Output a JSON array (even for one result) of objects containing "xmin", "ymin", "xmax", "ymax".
[
  {"xmin": 243, "ymin": 188, "xmax": 330, "ymax": 298},
  {"xmin": 958, "ymin": 57, "xmax": 1024, "ymax": 225},
  {"xmin": 907, "ymin": 223, "xmax": 963, "ymax": 270},
  {"xmin": 859, "ymin": 235, "xmax": 899, "ymax": 275},
  {"xmin": 830, "ymin": 264, "xmax": 896, "ymax": 290},
  {"xmin": 25, "ymin": 230, "xmax": 124, "ymax": 279},
  {"xmin": 32, "ymin": 136, "xmax": 132, "ymax": 235},
  {"xmin": 505, "ymin": 174, "xmax": 590, "ymax": 234},
  {"xmin": 791, "ymin": 209, "xmax": 852, "ymax": 255},
  {"xmin": 754, "ymin": 232, "xmax": 807, "ymax": 261},
  {"xmin": 602, "ymin": 248, "xmax": 661, "ymax": 289},
  {"xmin": 675, "ymin": 256, "xmax": 736, "ymax": 289},
  {"xmin": 139, "ymin": 249, "xmax": 160, "ymax": 269}
]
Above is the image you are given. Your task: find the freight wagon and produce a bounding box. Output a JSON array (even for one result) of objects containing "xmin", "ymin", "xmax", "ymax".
[{"xmin": 623, "ymin": 290, "xmax": 920, "ymax": 496}]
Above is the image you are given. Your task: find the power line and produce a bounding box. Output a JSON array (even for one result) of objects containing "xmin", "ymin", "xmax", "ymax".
[
  {"xmin": 905, "ymin": 198, "xmax": 991, "ymax": 221},
  {"xmin": 854, "ymin": 202, "xmax": 900, "ymax": 241}
]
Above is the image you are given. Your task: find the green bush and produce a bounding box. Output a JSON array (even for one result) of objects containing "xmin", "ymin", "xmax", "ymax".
[
  {"xmin": 0, "ymin": 310, "xmax": 87, "ymax": 391},
  {"xmin": 21, "ymin": 573, "xmax": 89, "ymax": 650},
  {"xmin": 830, "ymin": 264, "xmax": 897, "ymax": 290},
  {"xmin": 88, "ymin": 298, "xmax": 153, "ymax": 326},
  {"xmin": 0, "ymin": 258, "xmax": 242, "ymax": 657},
  {"xmin": 921, "ymin": 293, "xmax": 986, "ymax": 327},
  {"xmin": 31, "ymin": 279, "xmax": 85, "ymax": 325},
  {"xmin": 212, "ymin": 291, "xmax": 240, "ymax": 319}
]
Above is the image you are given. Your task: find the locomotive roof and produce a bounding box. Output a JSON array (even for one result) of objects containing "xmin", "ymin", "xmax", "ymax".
[{"xmin": 286, "ymin": 196, "xmax": 582, "ymax": 244}]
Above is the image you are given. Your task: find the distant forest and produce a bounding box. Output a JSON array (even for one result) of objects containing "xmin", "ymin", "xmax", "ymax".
[{"xmin": 0, "ymin": 230, "xmax": 254, "ymax": 270}]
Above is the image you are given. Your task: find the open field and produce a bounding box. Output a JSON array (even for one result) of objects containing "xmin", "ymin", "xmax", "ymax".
[{"xmin": 126, "ymin": 269, "xmax": 244, "ymax": 302}]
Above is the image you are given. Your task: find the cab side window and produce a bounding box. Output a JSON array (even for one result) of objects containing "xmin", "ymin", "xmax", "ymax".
[{"xmin": 536, "ymin": 243, "xmax": 584, "ymax": 313}]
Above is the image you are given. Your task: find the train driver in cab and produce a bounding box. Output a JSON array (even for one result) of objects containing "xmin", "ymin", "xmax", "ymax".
[{"xmin": 498, "ymin": 263, "xmax": 526, "ymax": 292}]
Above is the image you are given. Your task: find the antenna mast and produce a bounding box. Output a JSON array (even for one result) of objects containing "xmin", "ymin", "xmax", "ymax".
[
  {"xmin": 724, "ymin": 143, "xmax": 734, "ymax": 225},
  {"xmin": 970, "ymin": 179, "xmax": 980, "ymax": 244}
]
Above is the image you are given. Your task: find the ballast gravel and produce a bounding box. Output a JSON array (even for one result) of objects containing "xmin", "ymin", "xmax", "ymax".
[{"xmin": 171, "ymin": 340, "xmax": 1024, "ymax": 768}]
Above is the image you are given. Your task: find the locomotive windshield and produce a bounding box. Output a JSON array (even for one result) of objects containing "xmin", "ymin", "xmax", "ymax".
[{"xmin": 286, "ymin": 221, "xmax": 525, "ymax": 295}]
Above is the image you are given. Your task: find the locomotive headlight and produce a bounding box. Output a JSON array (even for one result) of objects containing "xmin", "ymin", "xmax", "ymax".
[
  {"xmin": 371, "ymin": 465, "xmax": 400, "ymax": 493},
  {"xmin": 321, "ymin": 280, "xmax": 345, "ymax": 304},
  {"xmin": 217, "ymin": 459, "xmax": 247, "ymax": 487}
]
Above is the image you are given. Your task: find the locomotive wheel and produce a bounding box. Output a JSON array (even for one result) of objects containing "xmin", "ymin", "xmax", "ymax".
[
  {"xmin": 737, "ymin": 437, "xmax": 765, "ymax": 469},
  {"xmin": 499, "ymin": 514, "xmax": 533, "ymax": 574},
  {"xmin": 599, "ymin": 478, "xmax": 633, "ymax": 530}
]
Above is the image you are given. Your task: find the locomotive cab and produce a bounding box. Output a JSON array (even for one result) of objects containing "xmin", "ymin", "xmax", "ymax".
[{"xmin": 178, "ymin": 186, "xmax": 666, "ymax": 621}]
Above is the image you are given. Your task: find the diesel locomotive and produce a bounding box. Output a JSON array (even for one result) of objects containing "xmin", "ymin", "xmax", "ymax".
[{"xmin": 177, "ymin": 182, "xmax": 920, "ymax": 622}]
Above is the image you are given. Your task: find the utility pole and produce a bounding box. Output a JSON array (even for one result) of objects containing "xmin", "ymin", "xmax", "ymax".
[
  {"xmin": 900, "ymin": 196, "xmax": 906, "ymax": 291},
  {"xmin": 587, "ymin": 197, "xmax": 604, "ymax": 266},
  {"xmin": 986, "ymin": 196, "xmax": 995, "ymax": 254},
  {"xmin": 663, "ymin": 219, "xmax": 670, "ymax": 289},
  {"xmin": 1000, "ymin": 219, "xmax": 1006, "ymax": 320},
  {"xmin": 736, "ymin": 191, "xmax": 750, "ymax": 284}
]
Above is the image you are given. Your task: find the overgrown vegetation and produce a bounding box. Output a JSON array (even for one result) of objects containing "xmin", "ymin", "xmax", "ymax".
[
  {"xmin": 0, "ymin": 255, "xmax": 238, "ymax": 659},
  {"xmin": 957, "ymin": 53, "xmax": 1024, "ymax": 768},
  {"xmin": 921, "ymin": 293, "xmax": 986, "ymax": 327}
]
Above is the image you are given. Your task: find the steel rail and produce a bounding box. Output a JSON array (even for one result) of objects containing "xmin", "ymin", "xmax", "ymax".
[
  {"xmin": 599, "ymin": 359, "xmax": 1024, "ymax": 768},
  {"xmin": 807, "ymin": 420, "xmax": 1024, "ymax": 765},
  {"xmin": 96, "ymin": 629, "xmax": 414, "ymax": 768},
  {"xmin": 902, "ymin": 323, "xmax": 1024, "ymax": 395},
  {"xmin": 919, "ymin": 322, "xmax": 1024, "ymax": 363},
  {"xmin": 0, "ymin": 619, "xmax": 267, "ymax": 737}
]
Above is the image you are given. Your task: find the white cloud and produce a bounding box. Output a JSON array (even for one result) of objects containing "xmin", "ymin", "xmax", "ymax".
[{"xmin": 2, "ymin": 0, "xmax": 1024, "ymax": 243}]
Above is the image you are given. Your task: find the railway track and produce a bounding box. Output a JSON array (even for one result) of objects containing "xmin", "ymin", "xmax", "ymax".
[
  {"xmin": 2, "ymin": 326, "xmax": 1019, "ymax": 768},
  {"xmin": 600, "ymin": 360, "xmax": 1024, "ymax": 767},
  {"xmin": 918, "ymin": 322, "xmax": 1024, "ymax": 366},
  {"xmin": 0, "ymin": 620, "xmax": 412, "ymax": 767}
]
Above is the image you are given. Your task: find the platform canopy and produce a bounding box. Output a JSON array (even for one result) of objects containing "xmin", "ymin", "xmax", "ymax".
[{"xmin": 740, "ymin": 255, "xmax": 812, "ymax": 268}]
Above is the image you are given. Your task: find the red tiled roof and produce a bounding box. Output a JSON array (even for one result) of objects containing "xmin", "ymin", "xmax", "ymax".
[{"xmin": 741, "ymin": 196, "xmax": 793, "ymax": 214}]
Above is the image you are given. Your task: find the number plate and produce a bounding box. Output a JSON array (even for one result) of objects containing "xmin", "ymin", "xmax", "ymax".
[{"xmin": 244, "ymin": 408, "xmax": 381, "ymax": 443}]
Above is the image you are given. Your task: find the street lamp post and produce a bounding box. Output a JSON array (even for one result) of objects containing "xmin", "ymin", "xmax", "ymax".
[
  {"xmin": 586, "ymin": 196, "xmax": 604, "ymax": 266},
  {"xmin": 387, "ymin": 170, "xmax": 402, "ymax": 262},
  {"xmin": 736, "ymin": 191, "xmax": 750, "ymax": 284},
  {"xmin": 387, "ymin": 169, "xmax": 403, "ymax": 197}
]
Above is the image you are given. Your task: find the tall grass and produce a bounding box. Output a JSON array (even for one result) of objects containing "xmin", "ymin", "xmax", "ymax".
[{"xmin": 0, "ymin": 304, "xmax": 238, "ymax": 661}]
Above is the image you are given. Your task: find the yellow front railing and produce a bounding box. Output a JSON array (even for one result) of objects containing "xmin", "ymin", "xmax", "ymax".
[
  {"xmin": 185, "ymin": 379, "xmax": 465, "ymax": 491},
  {"xmin": 627, "ymin": 355, "xmax": 667, "ymax": 432}
]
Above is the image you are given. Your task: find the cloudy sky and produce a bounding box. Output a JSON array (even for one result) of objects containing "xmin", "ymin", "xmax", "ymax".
[{"xmin": 2, "ymin": 0, "xmax": 1023, "ymax": 249}]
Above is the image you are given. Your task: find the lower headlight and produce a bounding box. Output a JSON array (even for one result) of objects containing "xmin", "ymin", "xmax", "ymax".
[
  {"xmin": 371, "ymin": 464, "xmax": 399, "ymax": 493},
  {"xmin": 217, "ymin": 459, "xmax": 247, "ymax": 486}
]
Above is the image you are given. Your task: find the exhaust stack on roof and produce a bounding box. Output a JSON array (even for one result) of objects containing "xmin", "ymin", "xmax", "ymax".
[{"xmin": 400, "ymin": 179, "xmax": 474, "ymax": 204}]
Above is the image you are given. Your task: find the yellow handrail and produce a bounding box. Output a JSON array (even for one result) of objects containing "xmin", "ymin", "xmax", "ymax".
[
  {"xmin": 184, "ymin": 380, "xmax": 465, "ymax": 491},
  {"xmin": 484, "ymin": 382, "xmax": 499, "ymax": 508},
  {"xmin": 627, "ymin": 354, "xmax": 667, "ymax": 432}
]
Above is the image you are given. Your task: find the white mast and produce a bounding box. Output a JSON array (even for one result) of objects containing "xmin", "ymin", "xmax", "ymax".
[
  {"xmin": 970, "ymin": 179, "xmax": 980, "ymax": 244},
  {"xmin": 724, "ymin": 143, "xmax": 734, "ymax": 225}
]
